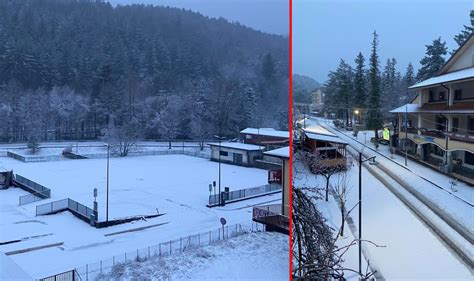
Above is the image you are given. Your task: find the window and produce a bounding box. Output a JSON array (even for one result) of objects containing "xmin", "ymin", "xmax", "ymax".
[
  {"xmin": 219, "ymin": 150, "xmax": 228, "ymax": 156},
  {"xmin": 452, "ymin": 118, "xmax": 459, "ymax": 133},
  {"xmin": 469, "ymin": 118, "xmax": 474, "ymax": 133},
  {"xmin": 438, "ymin": 91, "xmax": 446, "ymax": 101},
  {"xmin": 436, "ymin": 116, "xmax": 446, "ymax": 131},
  {"xmin": 429, "ymin": 90, "xmax": 435, "ymax": 102},
  {"xmin": 233, "ymin": 153, "xmax": 243, "ymax": 163},
  {"xmin": 466, "ymin": 152, "xmax": 474, "ymax": 165},
  {"xmin": 454, "ymin": 89, "xmax": 463, "ymax": 100}
]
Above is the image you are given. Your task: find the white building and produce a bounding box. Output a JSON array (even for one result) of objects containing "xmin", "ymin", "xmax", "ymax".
[
  {"xmin": 390, "ymin": 34, "xmax": 474, "ymax": 184},
  {"xmin": 208, "ymin": 142, "xmax": 264, "ymax": 167}
]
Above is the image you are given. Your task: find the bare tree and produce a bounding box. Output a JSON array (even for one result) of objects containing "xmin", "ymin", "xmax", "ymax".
[
  {"xmin": 333, "ymin": 172, "xmax": 351, "ymax": 237},
  {"xmin": 301, "ymin": 150, "xmax": 346, "ymax": 201},
  {"xmin": 105, "ymin": 118, "xmax": 143, "ymax": 157}
]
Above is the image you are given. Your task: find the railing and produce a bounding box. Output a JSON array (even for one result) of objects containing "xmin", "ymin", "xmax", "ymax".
[
  {"xmin": 252, "ymin": 204, "xmax": 289, "ymax": 233},
  {"xmin": 39, "ymin": 269, "xmax": 82, "ymax": 281},
  {"xmin": 252, "ymin": 204, "xmax": 282, "ymax": 219},
  {"xmin": 14, "ymin": 174, "xmax": 51, "ymax": 205},
  {"xmin": 401, "ymin": 127, "xmax": 474, "ymax": 143},
  {"xmin": 208, "ymin": 183, "xmax": 282, "ymax": 206},
  {"xmin": 74, "ymin": 223, "xmax": 264, "ymax": 281},
  {"xmin": 36, "ymin": 198, "xmax": 96, "ymax": 224}
]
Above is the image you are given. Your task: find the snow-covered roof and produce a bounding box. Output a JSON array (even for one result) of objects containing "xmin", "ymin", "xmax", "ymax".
[
  {"xmin": 0, "ymin": 253, "xmax": 33, "ymax": 280},
  {"xmin": 389, "ymin": 103, "xmax": 421, "ymax": 113},
  {"xmin": 240, "ymin": 128, "xmax": 289, "ymax": 138},
  {"xmin": 303, "ymin": 125, "xmax": 336, "ymax": 137},
  {"xmin": 304, "ymin": 132, "xmax": 348, "ymax": 145},
  {"xmin": 208, "ymin": 142, "xmax": 264, "ymax": 151},
  {"xmin": 264, "ymin": 146, "xmax": 289, "ymax": 158},
  {"xmin": 409, "ymin": 67, "xmax": 474, "ymax": 89}
]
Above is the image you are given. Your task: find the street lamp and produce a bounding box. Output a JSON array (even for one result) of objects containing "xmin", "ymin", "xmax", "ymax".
[
  {"xmin": 358, "ymin": 151, "xmax": 377, "ymax": 277},
  {"xmin": 106, "ymin": 143, "xmax": 110, "ymax": 226},
  {"xmin": 354, "ymin": 110, "xmax": 360, "ymax": 124},
  {"xmin": 214, "ymin": 135, "xmax": 226, "ymax": 206}
]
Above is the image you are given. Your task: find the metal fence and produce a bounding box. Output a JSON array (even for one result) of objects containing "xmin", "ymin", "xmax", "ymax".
[
  {"xmin": 208, "ymin": 183, "xmax": 282, "ymax": 206},
  {"xmin": 36, "ymin": 198, "xmax": 96, "ymax": 223},
  {"xmin": 15, "ymin": 174, "xmax": 51, "ymax": 206},
  {"xmin": 74, "ymin": 222, "xmax": 264, "ymax": 281},
  {"xmin": 39, "ymin": 269, "xmax": 82, "ymax": 281}
]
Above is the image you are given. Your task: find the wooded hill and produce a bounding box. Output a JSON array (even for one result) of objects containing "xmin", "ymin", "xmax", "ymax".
[{"xmin": 0, "ymin": 0, "xmax": 289, "ymax": 143}]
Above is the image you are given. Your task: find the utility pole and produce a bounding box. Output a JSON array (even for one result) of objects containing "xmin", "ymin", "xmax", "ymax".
[
  {"xmin": 358, "ymin": 152, "xmax": 362, "ymax": 276},
  {"xmin": 214, "ymin": 135, "xmax": 226, "ymax": 206},
  {"xmin": 405, "ymin": 104, "xmax": 408, "ymax": 166},
  {"xmin": 106, "ymin": 143, "xmax": 110, "ymax": 226}
]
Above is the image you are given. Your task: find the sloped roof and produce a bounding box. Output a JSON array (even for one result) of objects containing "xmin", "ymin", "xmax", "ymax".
[
  {"xmin": 208, "ymin": 142, "xmax": 264, "ymax": 151},
  {"xmin": 240, "ymin": 128, "xmax": 289, "ymax": 138},
  {"xmin": 304, "ymin": 132, "xmax": 348, "ymax": 145},
  {"xmin": 439, "ymin": 33, "xmax": 474, "ymax": 75},
  {"xmin": 408, "ymin": 67, "xmax": 474, "ymax": 89},
  {"xmin": 264, "ymin": 146, "xmax": 289, "ymax": 158}
]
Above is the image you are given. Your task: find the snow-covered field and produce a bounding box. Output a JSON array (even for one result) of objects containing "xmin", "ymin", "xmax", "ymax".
[
  {"xmin": 0, "ymin": 154, "xmax": 282, "ymax": 279},
  {"xmin": 96, "ymin": 231, "xmax": 288, "ymax": 281}
]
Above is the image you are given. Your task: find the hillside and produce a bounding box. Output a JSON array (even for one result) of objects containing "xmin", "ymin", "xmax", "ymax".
[
  {"xmin": 293, "ymin": 74, "xmax": 320, "ymax": 103},
  {"xmin": 0, "ymin": 0, "xmax": 289, "ymax": 142}
]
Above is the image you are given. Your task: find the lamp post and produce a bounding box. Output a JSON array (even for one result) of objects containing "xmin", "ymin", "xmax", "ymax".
[
  {"xmin": 354, "ymin": 110, "xmax": 360, "ymax": 124},
  {"xmin": 106, "ymin": 143, "xmax": 110, "ymax": 226},
  {"xmin": 358, "ymin": 152, "xmax": 377, "ymax": 276},
  {"xmin": 214, "ymin": 135, "xmax": 226, "ymax": 206}
]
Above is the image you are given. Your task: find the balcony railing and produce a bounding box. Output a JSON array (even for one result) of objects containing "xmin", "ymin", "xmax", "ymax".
[{"xmin": 400, "ymin": 127, "xmax": 474, "ymax": 143}]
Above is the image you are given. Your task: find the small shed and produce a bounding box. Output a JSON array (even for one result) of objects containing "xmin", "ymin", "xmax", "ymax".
[
  {"xmin": 208, "ymin": 142, "xmax": 264, "ymax": 167},
  {"xmin": 303, "ymin": 125, "xmax": 348, "ymax": 170}
]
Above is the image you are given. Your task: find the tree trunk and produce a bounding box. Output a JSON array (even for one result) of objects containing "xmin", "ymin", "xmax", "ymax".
[{"xmin": 325, "ymin": 178, "xmax": 329, "ymax": 201}]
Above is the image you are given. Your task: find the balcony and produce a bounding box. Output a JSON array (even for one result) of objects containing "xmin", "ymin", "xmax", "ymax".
[
  {"xmin": 400, "ymin": 127, "xmax": 474, "ymax": 144},
  {"xmin": 252, "ymin": 204, "xmax": 289, "ymax": 234}
]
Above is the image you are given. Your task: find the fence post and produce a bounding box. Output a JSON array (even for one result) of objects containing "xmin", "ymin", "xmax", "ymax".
[
  {"xmin": 198, "ymin": 233, "xmax": 201, "ymax": 246},
  {"xmin": 86, "ymin": 264, "xmax": 88, "ymax": 281},
  {"xmin": 209, "ymin": 230, "xmax": 211, "ymax": 244},
  {"xmin": 125, "ymin": 252, "xmax": 127, "ymax": 262},
  {"xmin": 159, "ymin": 243, "xmax": 162, "ymax": 256},
  {"xmin": 180, "ymin": 237, "xmax": 182, "ymax": 252},
  {"xmin": 148, "ymin": 246, "xmax": 150, "ymax": 259},
  {"xmin": 113, "ymin": 256, "xmax": 115, "ymax": 266},
  {"xmin": 169, "ymin": 240, "xmax": 172, "ymax": 254},
  {"xmin": 136, "ymin": 249, "xmax": 139, "ymax": 261}
]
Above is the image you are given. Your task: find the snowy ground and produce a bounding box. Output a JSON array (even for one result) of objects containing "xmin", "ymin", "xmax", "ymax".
[
  {"xmin": 0, "ymin": 154, "xmax": 282, "ymax": 279},
  {"xmin": 305, "ymin": 118, "xmax": 473, "ymax": 236},
  {"xmin": 96, "ymin": 231, "xmax": 288, "ymax": 281},
  {"xmin": 0, "ymin": 141, "xmax": 210, "ymax": 158},
  {"xmin": 294, "ymin": 145, "xmax": 473, "ymax": 279}
]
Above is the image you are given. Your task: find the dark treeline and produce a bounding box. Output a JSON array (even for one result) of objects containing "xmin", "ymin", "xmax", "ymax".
[
  {"xmin": 323, "ymin": 10, "xmax": 473, "ymax": 137},
  {"xmin": 0, "ymin": 0, "xmax": 289, "ymax": 143}
]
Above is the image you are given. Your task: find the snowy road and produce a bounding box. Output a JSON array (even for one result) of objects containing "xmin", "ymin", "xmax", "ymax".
[{"xmin": 295, "ymin": 118, "xmax": 473, "ymax": 279}]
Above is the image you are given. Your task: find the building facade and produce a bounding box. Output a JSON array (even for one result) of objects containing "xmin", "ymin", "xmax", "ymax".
[
  {"xmin": 208, "ymin": 142, "xmax": 264, "ymax": 167},
  {"xmin": 390, "ymin": 35, "xmax": 474, "ymax": 184}
]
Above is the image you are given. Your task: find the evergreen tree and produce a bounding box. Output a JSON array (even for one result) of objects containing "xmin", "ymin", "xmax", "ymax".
[
  {"xmin": 353, "ymin": 52, "xmax": 366, "ymax": 110},
  {"xmin": 382, "ymin": 58, "xmax": 401, "ymax": 110},
  {"xmin": 452, "ymin": 10, "xmax": 473, "ymax": 53},
  {"xmin": 416, "ymin": 37, "xmax": 447, "ymax": 81},
  {"xmin": 365, "ymin": 31, "xmax": 383, "ymax": 138},
  {"xmin": 401, "ymin": 63, "xmax": 416, "ymax": 104}
]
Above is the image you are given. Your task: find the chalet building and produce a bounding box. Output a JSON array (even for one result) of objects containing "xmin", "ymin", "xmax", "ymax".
[
  {"xmin": 390, "ymin": 34, "xmax": 474, "ymax": 185},
  {"xmin": 240, "ymin": 128, "xmax": 289, "ymax": 149},
  {"xmin": 302, "ymin": 125, "xmax": 348, "ymax": 171},
  {"xmin": 252, "ymin": 146, "xmax": 290, "ymax": 234},
  {"xmin": 208, "ymin": 142, "xmax": 264, "ymax": 167}
]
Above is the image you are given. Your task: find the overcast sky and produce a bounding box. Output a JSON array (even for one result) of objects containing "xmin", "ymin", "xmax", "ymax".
[
  {"xmin": 108, "ymin": 0, "xmax": 289, "ymax": 35},
  {"xmin": 294, "ymin": 0, "xmax": 473, "ymax": 83}
]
